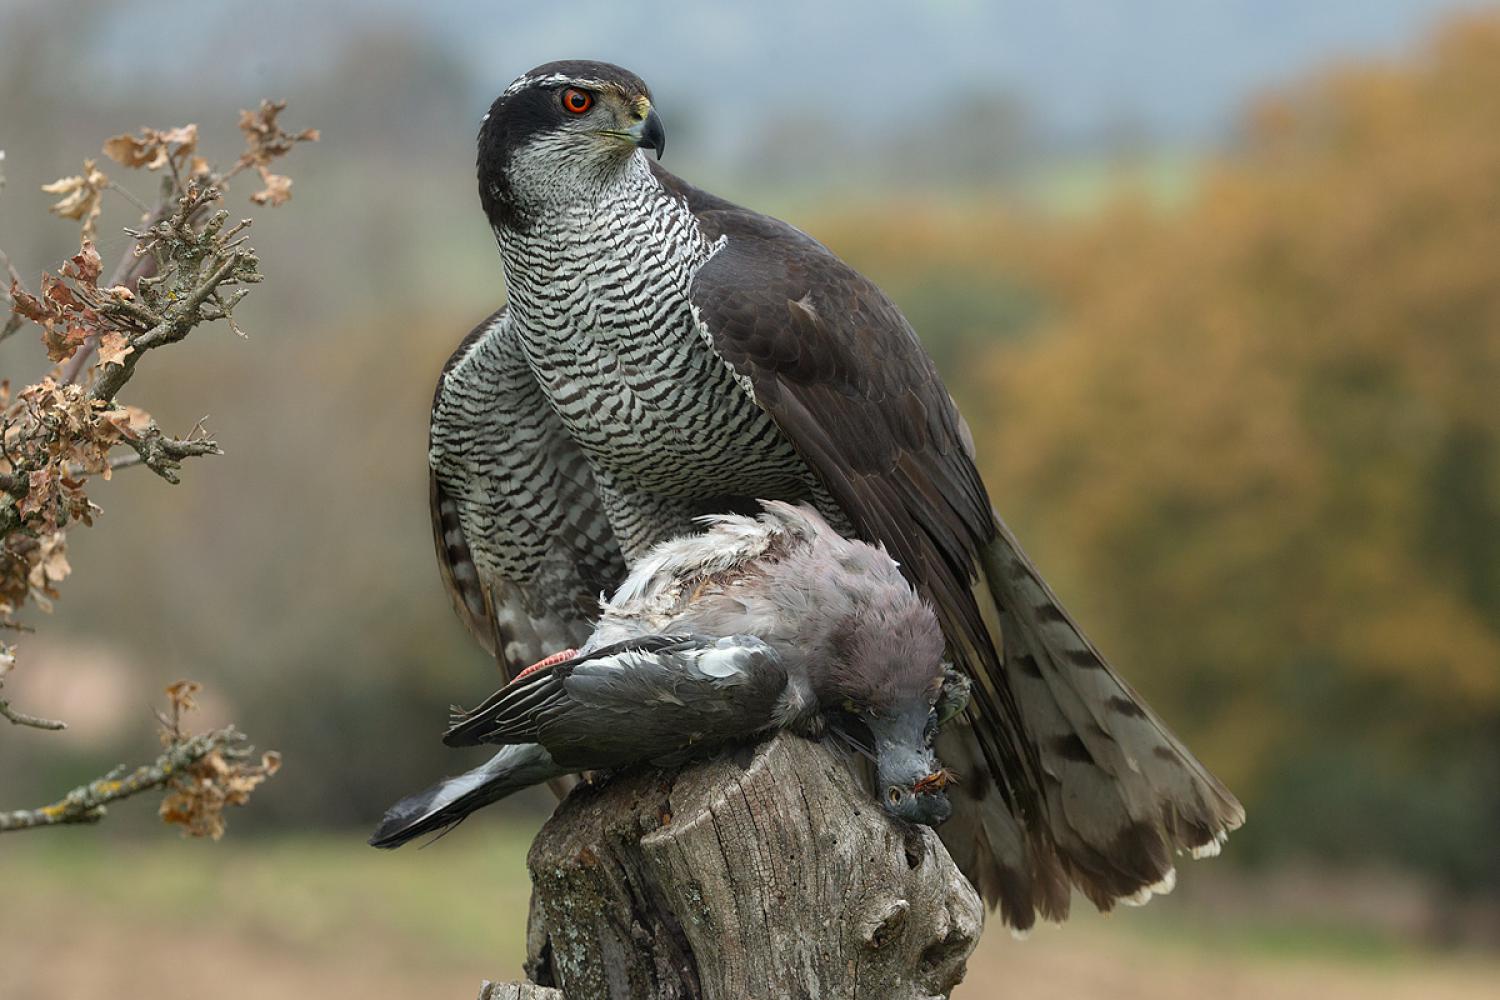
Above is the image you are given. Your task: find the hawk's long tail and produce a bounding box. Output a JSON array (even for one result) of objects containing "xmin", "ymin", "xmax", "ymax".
[
  {"xmin": 939, "ymin": 517, "xmax": 1245, "ymax": 934},
  {"xmin": 368, "ymin": 744, "xmax": 567, "ymax": 849}
]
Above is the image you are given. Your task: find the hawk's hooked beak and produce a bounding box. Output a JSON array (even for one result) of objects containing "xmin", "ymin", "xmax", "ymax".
[{"xmin": 629, "ymin": 106, "xmax": 666, "ymax": 160}]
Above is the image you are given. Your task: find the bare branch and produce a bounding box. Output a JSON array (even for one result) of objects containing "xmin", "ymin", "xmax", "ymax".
[
  {"xmin": 0, "ymin": 245, "xmax": 25, "ymax": 345},
  {"xmin": 57, "ymin": 205, "xmax": 168, "ymax": 385},
  {"xmin": 118, "ymin": 426, "xmax": 222, "ymax": 484},
  {"xmin": 104, "ymin": 180, "xmax": 152, "ymax": 215},
  {"xmin": 0, "ymin": 725, "xmax": 251, "ymax": 832},
  {"xmin": 0, "ymin": 692, "xmax": 66, "ymax": 731},
  {"xmin": 87, "ymin": 196, "xmax": 262, "ymax": 404}
]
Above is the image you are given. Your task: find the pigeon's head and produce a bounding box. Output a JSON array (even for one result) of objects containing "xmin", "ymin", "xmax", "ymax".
[
  {"xmin": 790, "ymin": 531, "xmax": 960, "ymax": 826},
  {"xmin": 868, "ymin": 707, "xmax": 954, "ymax": 827},
  {"xmin": 478, "ymin": 60, "xmax": 664, "ymax": 230}
]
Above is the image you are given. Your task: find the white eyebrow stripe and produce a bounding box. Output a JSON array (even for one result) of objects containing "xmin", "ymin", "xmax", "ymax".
[{"xmin": 500, "ymin": 73, "xmax": 614, "ymax": 98}]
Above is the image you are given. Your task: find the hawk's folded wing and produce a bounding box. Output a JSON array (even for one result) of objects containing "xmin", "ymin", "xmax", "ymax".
[{"xmin": 429, "ymin": 307, "xmax": 627, "ymax": 675}]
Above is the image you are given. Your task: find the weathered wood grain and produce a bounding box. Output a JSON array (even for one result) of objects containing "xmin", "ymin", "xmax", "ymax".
[
  {"xmin": 515, "ymin": 732, "xmax": 981, "ymax": 999},
  {"xmin": 477, "ymin": 981, "xmax": 564, "ymax": 1000}
]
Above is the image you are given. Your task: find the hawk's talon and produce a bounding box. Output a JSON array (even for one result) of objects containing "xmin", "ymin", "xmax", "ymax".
[{"xmin": 934, "ymin": 669, "xmax": 971, "ymax": 728}]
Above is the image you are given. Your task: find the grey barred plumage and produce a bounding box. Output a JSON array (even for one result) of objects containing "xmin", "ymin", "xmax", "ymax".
[
  {"xmin": 424, "ymin": 58, "xmax": 1244, "ymax": 933},
  {"xmin": 496, "ymin": 152, "xmax": 816, "ymax": 530},
  {"xmin": 429, "ymin": 308, "xmax": 624, "ymax": 665}
]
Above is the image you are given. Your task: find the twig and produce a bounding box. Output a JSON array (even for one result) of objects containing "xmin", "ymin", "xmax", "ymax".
[
  {"xmin": 118, "ymin": 426, "xmax": 222, "ymax": 484},
  {"xmin": 0, "ymin": 245, "xmax": 25, "ymax": 345},
  {"xmin": 55, "ymin": 178, "xmax": 176, "ymax": 386},
  {"xmin": 56, "ymin": 223, "xmax": 162, "ymax": 385},
  {"xmin": 105, "ymin": 181, "xmax": 152, "ymax": 215},
  {"xmin": 61, "ymin": 435, "xmax": 219, "ymax": 482},
  {"xmin": 0, "ymin": 693, "xmax": 66, "ymax": 731},
  {"xmin": 0, "ymin": 725, "xmax": 246, "ymax": 832}
]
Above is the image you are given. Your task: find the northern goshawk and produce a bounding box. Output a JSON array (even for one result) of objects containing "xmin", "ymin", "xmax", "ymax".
[{"xmin": 425, "ymin": 60, "xmax": 1242, "ymax": 932}]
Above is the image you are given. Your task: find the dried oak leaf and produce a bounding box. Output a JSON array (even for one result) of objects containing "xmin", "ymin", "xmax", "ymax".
[
  {"xmin": 250, "ymin": 167, "xmax": 292, "ymax": 207},
  {"xmin": 41, "ymin": 160, "xmax": 109, "ymax": 239},
  {"xmin": 102, "ymin": 124, "xmax": 198, "ymax": 172},
  {"xmin": 62, "ymin": 242, "xmax": 102, "ymax": 286},
  {"xmin": 159, "ymin": 748, "xmax": 282, "ymax": 840},
  {"xmin": 9, "ymin": 281, "xmax": 55, "ymax": 326},
  {"xmin": 236, "ymin": 100, "xmax": 317, "ymax": 206},
  {"xmin": 10, "ymin": 242, "xmax": 106, "ymax": 362},
  {"xmin": 57, "ymin": 476, "xmax": 94, "ymax": 522},
  {"xmin": 28, "ymin": 532, "xmax": 70, "ymax": 593},
  {"xmin": 46, "ymin": 326, "xmax": 91, "ymax": 365},
  {"xmin": 165, "ymin": 679, "xmax": 201, "ymax": 716},
  {"xmin": 101, "ymin": 403, "xmax": 153, "ymax": 438},
  {"xmin": 96, "ymin": 331, "xmax": 133, "ymax": 367},
  {"xmin": 237, "ymin": 100, "xmax": 319, "ymax": 164},
  {"xmin": 18, "ymin": 469, "xmax": 55, "ymax": 521},
  {"xmin": 0, "ymin": 533, "xmax": 38, "ymax": 613}
]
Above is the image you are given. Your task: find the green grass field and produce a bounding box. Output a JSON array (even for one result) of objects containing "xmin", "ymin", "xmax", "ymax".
[{"xmin": 4, "ymin": 823, "xmax": 1496, "ymax": 999}]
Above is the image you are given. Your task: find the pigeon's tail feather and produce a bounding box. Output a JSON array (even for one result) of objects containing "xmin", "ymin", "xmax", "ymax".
[
  {"xmin": 368, "ymin": 744, "xmax": 566, "ymax": 849},
  {"xmin": 948, "ymin": 518, "xmax": 1243, "ymax": 928}
]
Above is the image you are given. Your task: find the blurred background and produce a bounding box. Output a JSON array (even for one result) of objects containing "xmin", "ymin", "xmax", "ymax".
[{"xmin": 3, "ymin": 1, "xmax": 1499, "ymax": 997}]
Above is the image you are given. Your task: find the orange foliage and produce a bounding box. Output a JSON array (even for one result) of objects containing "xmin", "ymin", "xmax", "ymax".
[{"xmin": 966, "ymin": 14, "xmax": 1500, "ymax": 800}]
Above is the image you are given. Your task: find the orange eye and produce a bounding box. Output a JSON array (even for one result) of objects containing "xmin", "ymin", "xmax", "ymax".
[{"xmin": 562, "ymin": 88, "xmax": 593, "ymax": 114}]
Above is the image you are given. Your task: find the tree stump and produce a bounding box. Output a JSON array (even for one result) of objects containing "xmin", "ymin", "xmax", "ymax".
[
  {"xmin": 478, "ymin": 983, "xmax": 564, "ymax": 1000},
  {"xmin": 510, "ymin": 731, "xmax": 981, "ymax": 999}
]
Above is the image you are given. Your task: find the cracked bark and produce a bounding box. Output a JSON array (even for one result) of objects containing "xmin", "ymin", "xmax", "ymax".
[
  {"xmin": 477, "ymin": 983, "xmax": 562, "ymax": 1000},
  {"xmin": 493, "ymin": 731, "xmax": 981, "ymax": 999}
]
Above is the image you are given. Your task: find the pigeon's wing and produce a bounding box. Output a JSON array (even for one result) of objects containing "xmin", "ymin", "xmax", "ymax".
[
  {"xmin": 444, "ymin": 634, "xmax": 797, "ymax": 770},
  {"xmin": 430, "ymin": 307, "xmax": 627, "ymax": 675},
  {"xmin": 675, "ymin": 186, "xmax": 1243, "ymax": 931}
]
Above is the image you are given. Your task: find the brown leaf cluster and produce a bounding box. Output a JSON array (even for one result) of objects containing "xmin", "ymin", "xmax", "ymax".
[
  {"xmin": 156, "ymin": 681, "xmax": 281, "ymax": 840},
  {"xmin": 235, "ymin": 100, "xmax": 319, "ymax": 207},
  {"xmin": 0, "ymin": 105, "xmax": 310, "ymax": 645},
  {"xmin": 0, "ymin": 372, "xmax": 162, "ymax": 621},
  {"xmin": 6, "ymin": 382, "xmax": 105, "ymax": 523},
  {"xmin": 40, "ymin": 160, "xmax": 109, "ymax": 239},
  {"xmin": 103, "ymin": 124, "xmax": 207, "ymax": 177},
  {"xmin": 158, "ymin": 748, "xmax": 282, "ymax": 840},
  {"xmin": 5, "ymin": 242, "xmax": 132, "ymax": 363},
  {"xmin": 0, "ymin": 531, "xmax": 69, "ymax": 618},
  {"xmin": 4, "ymin": 378, "xmax": 146, "ymax": 509}
]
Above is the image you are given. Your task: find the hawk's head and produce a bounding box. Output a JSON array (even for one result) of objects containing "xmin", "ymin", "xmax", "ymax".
[{"xmin": 478, "ymin": 60, "xmax": 665, "ymax": 231}]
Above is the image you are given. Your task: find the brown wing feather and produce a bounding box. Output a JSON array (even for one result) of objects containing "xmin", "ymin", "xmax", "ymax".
[
  {"xmin": 430, "ymin": 318, "xmax": 504, "ymax": 658},
  {"xmin": 431, "ymin": 469, "xmax": 503, "ymax": 658},
  {"xmin": 688, "ymin": 206, "xmax": 1034, "ymax": 767},
  {"xmin": 681, "ymin": 190, "xmax": 1242, "ymax": 931}
]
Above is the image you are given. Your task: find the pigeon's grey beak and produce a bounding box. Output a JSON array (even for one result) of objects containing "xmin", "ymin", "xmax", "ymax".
[{"xmin": 631, "ymin": 107, "xmax": 666, "ymax": 159}]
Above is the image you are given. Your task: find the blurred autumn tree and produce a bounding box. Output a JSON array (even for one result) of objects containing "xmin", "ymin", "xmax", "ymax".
[{"xmin": 949, "ymin": 15, "xmax": 1500, "ymax": 895}]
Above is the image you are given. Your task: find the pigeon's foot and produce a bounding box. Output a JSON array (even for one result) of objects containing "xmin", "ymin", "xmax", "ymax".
[{"xmin": 514, "ymin": 647, "xmax": 578, "ymax": 682}]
